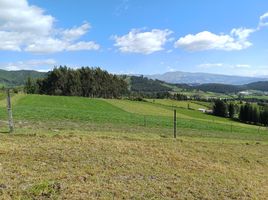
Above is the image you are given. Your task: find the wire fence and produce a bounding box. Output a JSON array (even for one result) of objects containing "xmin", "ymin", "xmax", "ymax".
[{"xmin": 1, "ymin": 105, "xmax": 267, "ymax": 141}]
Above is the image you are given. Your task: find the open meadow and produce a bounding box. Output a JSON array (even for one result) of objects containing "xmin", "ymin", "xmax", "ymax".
[{"xmin": 0, "ymin": 94, "xmax": 268, "ymax": 199}]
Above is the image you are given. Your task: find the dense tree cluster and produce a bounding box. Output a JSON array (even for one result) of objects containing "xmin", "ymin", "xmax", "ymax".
[
  {"xmin": 228, "ymin": 103, "xmax": 235, "ymax": 118},
  {"xmin": 213, "ymin": 100, "xmax": 228, "ymax": 117},
  {"xmin": 194, "ymin": 83, "xmax": 243, "ymax": 94},
  {"xmin": 172, "ymin": 93, "xmax": 188, "ymax": 101},
  {"xmin": 25, "ymin": 66, "xmax": 128, "ymax": 98},
  {"xmin": 212, "ymin": 99, "xmax": 268, "ymax": 126},
  {"xmin": 239, "ymin": 103, "xmax": 268, "ymax": 125}
]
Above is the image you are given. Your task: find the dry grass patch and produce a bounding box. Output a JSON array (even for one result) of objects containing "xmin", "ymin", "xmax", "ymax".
[{"xmin": 0, "ymin": 133, "xmax": 267, "ymax": 199}]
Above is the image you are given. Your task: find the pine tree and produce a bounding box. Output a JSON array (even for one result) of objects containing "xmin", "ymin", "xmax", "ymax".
[
  {"xmin": 31, "ymin": 66, "xmax": 128, "ymax": 98},
  {"xmin": 213, "ymin": 100, "xmax": 228, "ymax": 117},
  {"xmin": 228, "ymin": 103, "xmax": 235, "ymax": 118}
]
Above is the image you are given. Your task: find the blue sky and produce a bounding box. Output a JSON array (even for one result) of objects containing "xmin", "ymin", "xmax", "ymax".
[{"xmin": 0, "ymin": 0, "xmax": 268, "ymax": 76}]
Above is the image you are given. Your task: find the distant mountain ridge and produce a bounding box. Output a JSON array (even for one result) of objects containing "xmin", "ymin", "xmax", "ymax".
[
  {"xmin": 131, "ymin": 76, "xmax": 268, "ymax": 93},
  {"xmin": 147, "ymin": 71, "xmax": 267, "ymax": 85},
  {"xmin": 2, "ymin": 69, "xmax": 268, "ymax": 94}
]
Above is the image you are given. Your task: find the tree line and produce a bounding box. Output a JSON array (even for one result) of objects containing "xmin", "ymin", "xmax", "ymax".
[
  {"xmin": 213, "ymin": 100, "xmax": 268, "ymax": 126},
  {"xmin": 239, "ymin": 103, "xmax": 268, "ymax": 125},
  {"xmin": 25, "ymin": 66, "xmax": 128, "ymax": 98}
]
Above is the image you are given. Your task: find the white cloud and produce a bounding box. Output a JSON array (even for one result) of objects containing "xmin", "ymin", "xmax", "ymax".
[
  {"xmin": 167, "ymin": 66, "xmax": 175, "ymax": 72},
  {"xmin": 66, "ymin": 41, "xmax": 100, "ymax": 51},
  {"xmin": 0, "ymin": 0, "xmax": 54, "ymax": 35},
  {"xmin": 62, "ymin": 22, "xmax": 91, "ymax": 41},
  {"xmin": 230, "ymin": 28, "xmax": 255, "ymax": 40},
  {"xmin": 233, "ymin": 67, "xmax": 268, "ymax": 77},
  {"xmin": 0, "ymin": 0, "xmax": 99, "ymax": 53},
  {"xmin": 0, "ymin": 59, "xmax": 56, "ymax": 71},
  {"xmin": 175, "ymin": 11, "xmax": 268, "ymax": 52},
  {"xmin": 25, "ymin": 38, "xmax": 66, "ymax": 53},
  {"xmin": 196, "ymin": 63, "xmax": 268, "ymax": 77},
  {"xmin": 175, "ymin": 29, "xmax": 253, "ymax": 51},
  {"xmin": 198, "ymin": 63, "xmax": 224, "ymax": 68},
  {"xmin": 198, "ymin": 63, "xmax": 251, "ymax": 69},
  {"xmin": 259, "ymin": 12, "xmax": 268, "ymax": 27},
  {"xmin": 235, "ymin": 64, "xmax": 251, "ymax": 68},
  {"xmin": 174, "ymin": 12, "xmax": 268, "ymax": 51},
  {"xmin": 113, "ymin": 29, "xmax": 172, "ymax": 54}
]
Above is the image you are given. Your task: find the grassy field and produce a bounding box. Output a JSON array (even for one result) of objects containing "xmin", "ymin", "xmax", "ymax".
[
  {"xmin": 0, "ymin": 95, "xmax": 267, "ymax": 139},
  {"xmin": 0, "ymin": 94, "xmax": 268, "ymax": 199},
  {"xmin": 146, "ymin": 99, "xmax": 210, "ymax": 110}
]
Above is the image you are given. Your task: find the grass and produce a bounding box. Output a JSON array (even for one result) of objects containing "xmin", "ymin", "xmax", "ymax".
[
  {"xmin": 104, "ymin": 99, "xmax": 175, "ymax": 117},
  {"xmin": 0, "ymin": 94, "xmax": 267, "ymax": 141},
  {"xmin": 0, "ymin": 94, "xmax": 268, "ymax": 199},
  {"xmin": 146, "ymin": 99, "xmax": 210, "ymax": 110},
  {"xmin": 0, "ymin": 131, "xmax": 267, "ymax": 199}
]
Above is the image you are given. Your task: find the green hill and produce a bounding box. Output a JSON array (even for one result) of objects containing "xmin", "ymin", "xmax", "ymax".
[
  {"xmin": 0, "ymin": 69, "xmax": 46, "ymax": 86},
  {"xmin": 0, "ymin": 94, "xmax": 267, "ymax": 199},
  {"xmin": 129, "ymin": 76, "xmax": 171, "ymax": 93},
  {"xmin": 1, "ymin": 68, "xmax": 268, "ymax": 95},
  {"xmin": 193, "ymin": 83, "xmax": 244, "ymax": 93},
  {"xmin": 246, "ymin": 81, "xmax": 268, "ymax": 92}
]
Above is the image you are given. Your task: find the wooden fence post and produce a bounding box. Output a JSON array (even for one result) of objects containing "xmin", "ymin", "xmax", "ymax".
[
  {"xmin": 174, "ymin": 109, "xmax": 177, "ymax": 138},
  {"xmin": 7, "ymin": 89, "xmax": 14, "ymax": 133}
]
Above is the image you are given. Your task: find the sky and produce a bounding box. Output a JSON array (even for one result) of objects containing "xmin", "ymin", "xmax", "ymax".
[{"xmin": 0, "ymin": 0, "xmax": 268, "ymax": 77}]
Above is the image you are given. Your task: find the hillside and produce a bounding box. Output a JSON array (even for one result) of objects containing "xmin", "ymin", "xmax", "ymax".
[
  {"xmin": 1, "ymin": 68, "xmax": 268, "ymax": 94},
  {"xmin": 0, "ymin": 69, "xmax": 46, "ymax": 86},
  {"xmin": 129, "ymin": 76, "xmax": 268, "ymax": 94},
  {"xmin": 147, "ymin": 71, "xmax": 267, "ymax": 85},
  {"xmin": 129, "ymin": 76, "xmax": 171, "ymax": 93},
  {"xmin": 246, "ymin": 81, "xmax": 268, "ymax": 92},
  {"xmin": 193, "ymin": 82, "xmax": 268, "ymax": 93},
  {"xmin": 0, "ymin": 94, "xmax": 267, "ymax": 199},
  {"xmin": 193, "ymin": 83, "xmax": 244, "ymax": 93}
]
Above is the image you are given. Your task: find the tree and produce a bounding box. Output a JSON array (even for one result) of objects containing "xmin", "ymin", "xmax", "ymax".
[
  {"xmin": 239, "ymin": 104, "xmax": 245, "ymax": 121},
  {"xmin": 24, "ymin": 77, "xmax": 36, "ymax": 94},
  {"xmin": 28, "ymin": 66, "xmax": 128, "ymax": 98},
  {"xmin": 213, "ymin": 100, "xmax": 228, "ymax": 117},
  {"xmin": 252, "ymin": 107, "xmax": 260, "ymax": 124},
  {"xmin": 239, "ymin": 103, "xmax": 261, "ymax": 124},
  {"xmin": 228, "ymin": 103, "xmax": 235, "ymax": 118},
  {"xmin": 260, "ymin": 107, "xmax": 268, "ymax": 126}
]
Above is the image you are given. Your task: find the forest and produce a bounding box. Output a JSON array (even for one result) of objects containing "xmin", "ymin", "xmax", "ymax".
[
  {"xmin": 213, "ymin": 100, "xmax": 268, "ymax": 126},
  {"xmin": 24, "ymin": 66, "xmax": 128, "ymax": 98}
]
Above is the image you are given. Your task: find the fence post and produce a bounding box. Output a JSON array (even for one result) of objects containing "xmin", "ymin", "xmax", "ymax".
[
  {"xmin": 7, "ymin": 89, "xmax": 14, "ymax": 133},
  {"xmin": 174, "ymin": 109, "xmax": 177, "ymax": 138}
]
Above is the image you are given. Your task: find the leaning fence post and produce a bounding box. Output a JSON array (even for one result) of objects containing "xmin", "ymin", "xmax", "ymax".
[
  {"xmin": 7, "ymin": 89, "xmax": 14, "ymax": 133},
  {"xmin": 174, "ymin": 109, "xmax": 177, "ymax": 138}
]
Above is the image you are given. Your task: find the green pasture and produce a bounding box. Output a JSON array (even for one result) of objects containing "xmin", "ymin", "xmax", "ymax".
[
  {"xmin": 0, "ymin": 94, "xmax": 268, "ymax": 199},
  {"xmin": 0, "ymin": 94, "xmax": 267, "ymax": 141}
]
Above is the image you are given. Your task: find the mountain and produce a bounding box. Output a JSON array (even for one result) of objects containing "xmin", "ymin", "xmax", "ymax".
[
  {"xmin": 147, "ymin": 71, "xmax": 267, "ymax": 85},
  {"xmin": 128, "ymin": 76, "xmax": 268, "ymax": 94},
  {"xmin": 194, "ymin": 83, "xmax": 244, "ymax": 93},
  {"xmin": 246, "ymin": 81, "xmax": 268, "ymax": 92},
  {"xmin": 2, "ymin": 68, "xmax": 268, "ymax": 94},
  {"xmin": 0, "ymin": 69, "xmax": 46, "ymax": 86},
  {"xmin": 129, "ymin": 76, "xmax": 171, "ymax": 93}
]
